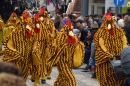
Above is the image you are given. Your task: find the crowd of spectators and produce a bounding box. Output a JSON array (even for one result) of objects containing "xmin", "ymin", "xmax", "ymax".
[{"xmin": 53, "ymin": 11, "xmax": 130, "ymax": 85}]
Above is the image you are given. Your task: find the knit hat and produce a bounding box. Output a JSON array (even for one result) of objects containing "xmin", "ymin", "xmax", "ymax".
[{"xmin": 118, "ymin": 19, "xmax": 124, "ymax": 28}]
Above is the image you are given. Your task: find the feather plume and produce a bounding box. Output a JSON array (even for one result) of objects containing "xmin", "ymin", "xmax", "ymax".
[{"xmin": 66, "ymin": 19, "xmax": 72, "ymax": 29}]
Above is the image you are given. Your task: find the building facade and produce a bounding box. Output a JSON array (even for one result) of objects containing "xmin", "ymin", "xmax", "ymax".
[{"xmin": 88, "ymin": 0, "xmax": 129, "ymax": 15}]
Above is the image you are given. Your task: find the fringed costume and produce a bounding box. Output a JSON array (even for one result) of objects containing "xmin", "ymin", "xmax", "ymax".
[
  {"xmin": 30, "ymin": 11, "xmax": 53, "ymax": 84},
  {"xmin": 2, "ymin": 11, "xmax": 42, "ymax": 86},
  {"xmin": 94, "ymin": 12, "xmax": 128, "ymax": 86},
  {"xmin": 0, "ymin": 16, "xmax": 5, "ymax": 55},
  {"xmin": 3, "ymin": 12, "xmax": 19, "ymax": 42},
  {"xmin": 36, "ymin": 7, "xmax": 56, "ymax": 82},
  {"xmin": 47, "ymin": 19, "xmax": 84, "ymax": 86}
]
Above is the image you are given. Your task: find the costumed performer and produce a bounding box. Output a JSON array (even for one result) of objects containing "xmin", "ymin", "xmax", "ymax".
[
  {"xmin": 94, "ymin": 12, "xmax": 128, "ymax": 86},
  {"xmin": 0, "ymin": 16, "xmax": 5, "ymax": 55},
  {"xmin": 3, "ymin": 12, "xmax": 19, "ymax": 42},
  {"xmin": 47, "ymin": 19, "xmax": 84, "ymax": 86},
  {"xmin": 2, "ymin": 11, "xmax": 42, "ymax": 86}
]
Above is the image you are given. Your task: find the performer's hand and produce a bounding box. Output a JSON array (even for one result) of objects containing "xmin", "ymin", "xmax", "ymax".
[{"xmin": 106, "ymin": 52, "xmax": 113, "ymax": 58}]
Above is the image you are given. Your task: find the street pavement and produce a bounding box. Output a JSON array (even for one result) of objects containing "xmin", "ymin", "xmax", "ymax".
[
  {"xmin": 0, "ymin": 56, "xmax": 100, "ymax": 86},
  {"xmin": 1, "ymin": 45, "xmax": 100, "ymax": 86},
  {"xmin": 26, "ymin": 65, "xmax": 100, "ymax": 86}
]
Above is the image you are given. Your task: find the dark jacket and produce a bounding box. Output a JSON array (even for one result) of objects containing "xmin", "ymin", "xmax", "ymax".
[
  {"xmin": 54, "ymin": 22, "xmax": 60, "ymax": 30},
  {"xmin": 80, "ymin": 28, "xmax": 89, "ymax": 42},
  {"xmin": 123, "ymin": 24, "xmax": 130, "ymax": 44},
  {"xmin": 86, "ymin": 28, "xmax": 98, "ymax": 41}
]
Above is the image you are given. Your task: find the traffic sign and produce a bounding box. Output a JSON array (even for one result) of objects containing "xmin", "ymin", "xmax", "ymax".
[{"xmin": 114, "ymin": 0, "xmax": 124, "ymax": 6}]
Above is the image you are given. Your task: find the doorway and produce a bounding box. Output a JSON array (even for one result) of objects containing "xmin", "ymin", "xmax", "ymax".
[
  {"xmin": 97, "ymin": 6, "xmax": 105, "ymax": 15},
  {"xmin": 89, "ymin": 0, "xmax": 105, "ymax": 15}
]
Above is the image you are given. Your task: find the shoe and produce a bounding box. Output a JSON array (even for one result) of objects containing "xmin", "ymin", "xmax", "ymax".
[
  {"xmin": 47, "ymin": 76, "xmax": 51, "ymax": 80},
  {"xmin": 31, "ymin": 79, "xmax": 35, "ymax": 82},
  {"xmin": 41, "ymin": 79, "xmax": 46, "ymax": 84},
  {"xmin": 86, "ymin": 65, "xmax": 92, "ymax": 69},
  {"xmin": 91, "ymin": 73, "xmax": 96, "ymax": 78}
]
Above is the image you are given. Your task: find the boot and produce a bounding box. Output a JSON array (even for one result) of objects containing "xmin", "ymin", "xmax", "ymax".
[
  {"xmin": 47, "ymin": 72, "xmax": 51, "ymax": 80},
  {"xmin": 41, "ymin": 79, "xmax": 46, "ymax": 84},
  {"xmin": 34, "ymin": 77, "xmax": 40, "ymax": 86},
  {"xmin": 41, "ymin": 74, "xmax": 46, "ymax": 84},
  {"xmin": 47, "ymin": 76, "xmax": 51, "ymax": 80},
  {"xmin": 31, "ymin": 75, "xmax": 35, "ymax": 82},
  {"xmin": 91, "ymin": 72, "xmax": 96, "ymax": 78}
]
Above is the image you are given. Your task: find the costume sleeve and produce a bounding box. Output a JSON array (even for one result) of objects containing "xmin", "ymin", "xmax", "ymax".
[
  {"xmin": 99, "ymin": 37, "xmax": 107, "ymax": 52},
  {"xmin": 7, "ymin": 39, "xmax": 16, "ymax": 51},
  {"xmin": 73, "ymin": 42, "xmax": 84, "ymax": 68},
  {"xmin": 96, "ymin": 37, "xmax": 113, "ymax": 64},
  {"xmin": 121, "ymin": 35, "xmax": 128, "ymax": 48},
  {"xmin": 3, "ymin": 37, "xmax": 22, "ymax": 61},
  {"xmin": 32, "ymin": 41, "xmax": 42, "ymax": 66},
  {"xmin": 47, "ymin": 44, "xmax": 67, "ymax": 67}
]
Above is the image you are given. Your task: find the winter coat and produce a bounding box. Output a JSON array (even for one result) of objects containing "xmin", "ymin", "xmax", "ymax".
[
  {"xmin": 86, "ymin": 28, "xmax": 98, "ymax": 41},
  {"xmin": 123, "ymin": 24, "xmax": 130, "ymax": 44}
]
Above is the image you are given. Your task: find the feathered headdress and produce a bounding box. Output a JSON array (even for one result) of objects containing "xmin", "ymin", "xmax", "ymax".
[
  {"xmin": 12, "ymin": 12, "xmax": 17, "ymax": 17},
  {"xmin": 34, "ymin": 14, "xmax": 39, "ymax": 22},
  {"xmin": 25, "ymin": 24, "xmax": 33, "ymax": 38},
  {"xmin": 105, "ymin": 12, "xmax": 111, "ymax": 21},
  {"xmin": 23, "ymin": 11, "xmax": 29, "ymax": 20},
  {"xmin": 66, "ymin": 19, "xmax": 72, "ymax": 29},
  {"xmin": 66, "ymin": 19, "xmax": 76, "ymax": 44},
  {"xmin": 105, "ymin": 12, "xmax": 114, "ymax": 36},
  {"xmin": 11, "ymin": 12, "xmax": 17, "ymax": 23},
  {"xmin": 39, "ymin": 6, "xmax": 45, "ymax": 15},
  {"xmin": 33, "ymin": 14, "xmax": 40, "ymax": 34}
]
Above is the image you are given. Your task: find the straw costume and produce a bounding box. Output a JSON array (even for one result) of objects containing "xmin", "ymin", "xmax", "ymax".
[
  {"xmin": 3, "ymin": 12, "xmax": 19, "ymax": 42},
  {"xmin": 47, "ymin": 19, "xmax": 84, "ymax": 86},
  {"xmin": 35, "ymin": 7, "xmax": 56, "ymax": 82},
  {"xmin": 0, "ymin": 16, "xmax": 5, "ymax": 55},
  {"xmin": 2, "ymin": 11, "xmax": 42, "ymax": 86},
  {"xmin": 94, "ymin": 12, "xmax": 128, "ymax": 86}
]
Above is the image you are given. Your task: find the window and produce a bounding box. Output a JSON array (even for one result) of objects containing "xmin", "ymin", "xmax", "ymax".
[
  {"xmin": 97, "ymin": 6, "xmax": 105, "ymax": 15},
  {"xmin": 91, "ymin": 5, "xmax": 94, "ymax": 14},
  {"xmin": 92, "ymin": 0, "xmax": 105, "ymax": 3}
]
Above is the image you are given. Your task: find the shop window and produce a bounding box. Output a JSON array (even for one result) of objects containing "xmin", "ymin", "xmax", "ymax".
[
  {"xmin": 97, "ymin": 6, "xmax": 105, "ymax": 15},
  {"xmin": 91, "ymin": 5, "xmax": 94, "ymax": 14},
  {"xmin": 92, "ymin": 0, "xmax": 105, "ymax": 3}
]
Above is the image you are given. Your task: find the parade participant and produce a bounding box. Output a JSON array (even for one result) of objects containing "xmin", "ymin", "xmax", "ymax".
[
  {"xmin": 47, "ymin": 19, "xmax": 84, "ymax": 86},
  {"xmin": 2, "ymin": 11, "xmax": 42, "ymax": 86},
  {"xmin": 30, "ymin": 13, "xmax": 53, "ymax": 84},
  {"xmin": 94, "ymin": 12, "xmax": 128, "ymax": 86},
  {"xmin": 0, "ymin": 73, "xmax": 26, "ymax": 86},
  {"xmin": 0, "ymin": 16, "xmax": 4, "ymax": 55},
  {"xmin": 3, "ymin": 12, "xmax": 19, "ymax": 42},
  {"xmin": 37, "ymin": 7, "xmax": 56, "ymax": 81}
]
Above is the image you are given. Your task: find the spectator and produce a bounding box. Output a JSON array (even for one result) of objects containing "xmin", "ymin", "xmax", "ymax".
[
  {"xmin": 0, "ymin": 73, "xmax": 26, "ymax": 86},
  {"xmin": 0, "ymin": 61, "xmax": 22, "ymax": 77},
  {"xmin": 118, "ymin": 19, "xmax": 124, "ymax": 28},
  {"xmin": 123, "ymin": 16, "xmax": 130, "ymax": 45},
  {"xmin": 84, "ymin": 21, "xmax": 99, "ymax": 69},
  {"xmin": 54, "ymin": 15, "xmax": 64, "ymax": 31},
  {"xmin": 90, "ymin": 40, "xmax": 96, "ymax": 78},
  {"xmin": 93, "ymin": 14, "xmax": 102, "ymax": 28},
  {"xmin": 76, "ymin": 19, "xmax": 88, "ymax": 42}
]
